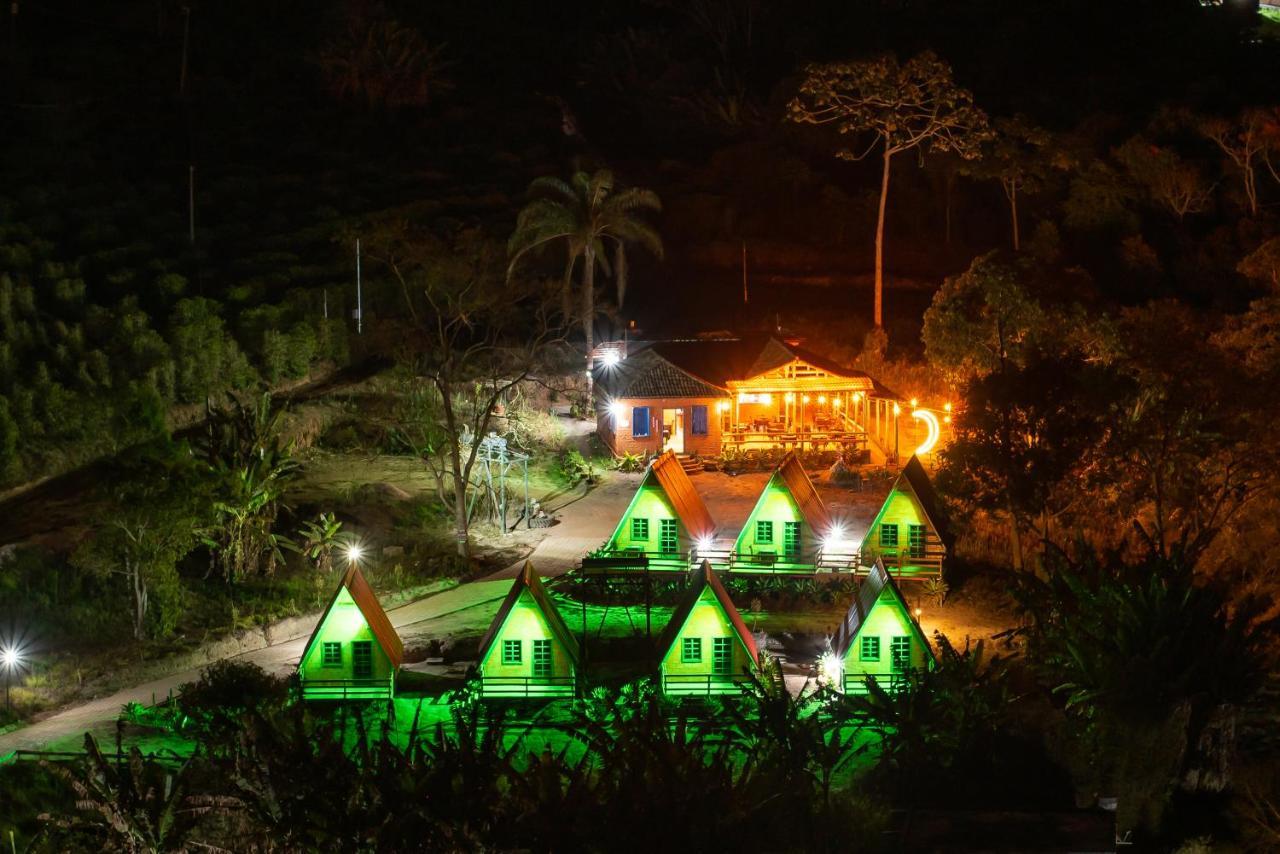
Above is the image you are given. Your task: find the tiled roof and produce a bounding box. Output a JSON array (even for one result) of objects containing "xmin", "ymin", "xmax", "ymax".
[
  {"xmin": 476, "ymin": 562, "xmax": 580, "ymax": 665},
  {"xmin": 658, "ymin": 560, "xmax": 759, "ymax": 665},
  {"xmin": 302, "ymin": 564, "xmax": 404, "ymax": 668},
  {"xmin": 776, "ymin": 452, "xmax": 833, "ymax": 536},
  {"xmin": 614, "ymin": 351, "xmax": 727, "ymax": 398},
  {"xmin": 649, "ymin": 451, "xmax": 716, "ymax": 540}
]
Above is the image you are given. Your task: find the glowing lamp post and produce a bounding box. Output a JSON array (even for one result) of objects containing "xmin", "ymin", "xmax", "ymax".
[{"xmin": 892, "ymin": 402, "xmax": 901, "ymax": 463}]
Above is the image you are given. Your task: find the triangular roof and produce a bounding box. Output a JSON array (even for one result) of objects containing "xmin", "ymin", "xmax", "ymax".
[
  {"xmin": 476, "ymin": 562, "xmax": 580, "ymax": 666},
  {"xmin": 735, "ymin": 451, "xmax": 833, "ymax": 548},
  {"xmin": 301, "ymin": 564, "xmax": 404, "ymax": 668},
  {"xmin": 606, "ymin": 348, "xmax": 729, "ymax": 399},
  {"xmin": 658, "ymin": 561, "xmax": 759, "ymax": 665},
  {"xmin": 899, "ymin": 455, "xmax": 952, "ymax": 547},
  {"xmin": 774, "ymin": 451, "xmax": 833, "ymax": 535},
  {"xmin": 646, "ymin": 451, "xmax": 716, "ymax": 540},
  {"xmin": 832, "ymin": 559, "xmax": 931, "ymax": 660}
]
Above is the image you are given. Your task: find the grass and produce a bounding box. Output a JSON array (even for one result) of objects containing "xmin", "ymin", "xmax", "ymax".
[{"xmin": 1261, "ymin": 6, "xmax": 1280, "ymax": 39}]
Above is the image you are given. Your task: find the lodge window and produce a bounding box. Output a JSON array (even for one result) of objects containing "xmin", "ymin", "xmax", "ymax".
[
  {"xmin": 631, "ymin": 517, "xmax": 650, "ymax": 542},
  {"xmin": 321, "ymin": 642, "xmax": 342, "ymax": 667},
  {"xmin": 712, "ymin": 637, "xmax": 732, "ymax": 675},
  {"xmin": 860, "ymin": 636, "xmax": 880, "ymax": 662},
  {"xmin": 756, "ymin": 520, "xmax": 774, "ymax": 545},
  {"xmin": 682, "ymin": 637, "xmax": 702, "ymax": 663},
  {"xmin": 908, "ymin": 524, "xmax": 926, "ymax": 559},
  {"xmin": 784, "ymin": 521, "xmax": 800, "ymax": 556},
  {"xmin": 880, "ymin": 523, "xmax": 899, "ymax": 548},
  {"xmin": 502, "ymin": 639, "xmax": 522, "ymax": 665},
  {"xmin": 632, "ymin": 406, "xmax": 650, "ymax": 438},
  {"xmin": 352, "ymin": 641, "xmax": 373, "ymax": 679},
  {"xmin": 660, "ymin": 519, "xmax": 678, "ymax": 554},
  {"xmin": 890, "ymin": 636, "xmax": 911, "ymax": 673},
  {"xmin": 532, "ymin": 639, "xmax": 552, "ymax": 678},
  {"xmin": 691, "ymin": 405, "xmax": 708, "ymax": 436}
]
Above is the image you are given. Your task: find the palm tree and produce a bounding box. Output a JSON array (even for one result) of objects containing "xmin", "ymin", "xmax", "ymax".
[{"xmin": 507, "ymin": 169, "xmax": 663, "ymax": 398}]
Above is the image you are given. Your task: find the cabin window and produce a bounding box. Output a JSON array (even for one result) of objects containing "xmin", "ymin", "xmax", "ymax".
[
  {"xmin": 352, "ymin": 641, "xmax": 374, "ymax": 679},
  {"xmin": 321, "ymin": 642, "xmax": 342, "ymax": 667},
  {"xmin": 908, "ymin": 524, "xmax": 926, "ymax": 558},
  {"xmin": 681, "ymin": 637, "xmax": 702, "ymax": 663},
  {"xmin": 712, "ymin": 637, "xmax": 733, "ymax": 675},
  {"xmin": 690, "ymin": 405, "xmax": 708, "ymax": 435},
  {"xmin": 632, "ymin": 406, "xmax": 650, "ymax": 438},
  {"xmin": 784, "ymin": 521, "xmax": 800, "ymax": 556},
  {"xmin": 890, "ymin": 636, "xmax": 911, "ymax": 673},
  {"xmin": 631, "ymin": 517, "xmax": 650, "ymax": 542},
  {"xmin": 755, "ymin": 520, "xmax": 774, "ymax": 545},
  {"xmin": 660, "ymin": 519, "xmax": 678, "ymax": 554},
  {"xmin": 879, "ymin": 523, "xmax": 899, "ymax": 548},
  {"xmin": 860, "ymin": 636, "xmax": 880, "ymax": 662},
  {"xmin": 532, "ymin": 639, "xmax": 552, "ymax": 677},
  {"xmin": 502, "ymin": 639, "xmax": 522, "ymax": 665}
]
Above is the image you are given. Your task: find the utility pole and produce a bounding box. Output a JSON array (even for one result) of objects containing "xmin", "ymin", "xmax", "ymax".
[
  {"xmin": 179, "ymin": 4, "xmax": 191, "ymax": 97},
  {"xmin": 355, "ymin": 238, "xmax": 363, "ymax": 335},
  {"xmin": 323, "ymin": 289, "xmax": 328, "ymax": 320},
  {"xmin": 742, "ymin": 240, "xmax": 748, "ymax": 305},
  {"xmin": 187, "ymin": 165, "xmax": 195, "ymax": 245}
]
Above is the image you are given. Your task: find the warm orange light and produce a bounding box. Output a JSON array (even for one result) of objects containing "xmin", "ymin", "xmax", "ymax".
[
  {"xmin": 802, "ymin": 395, "xmax": 811, "ymax": 404},
  {"xmin": 818, "ymin": 395, "xmax": 826, "ymax": 404},
  {"xmin": 910, "ymin": 398, "xmax": 918, "ymax": 408},
  {"xmin": 784, "ymin": 392, "xmax": 795, "ymax": 402},
  {"xmin": 716, "ymin": 401, "xmax": 729, "ymax": 412},
  {"xmin": 833, "ymin": 398, "xmax": 842, "ymax": 408},
  {"xmin": 892, "ymin": 402, "xmax": 901, "ymax": 417},
  {"xmin": 944, "ymin": 401, "xmax": 952, "ymax": 413}
]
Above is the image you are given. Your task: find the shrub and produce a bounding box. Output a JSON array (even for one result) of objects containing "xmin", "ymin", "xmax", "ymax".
[{"xmin": 176, "ymin": 660, "xmax": 290, "ymax": 739}]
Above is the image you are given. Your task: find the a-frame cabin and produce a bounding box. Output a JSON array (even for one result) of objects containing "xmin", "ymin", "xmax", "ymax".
[
  {"xmin": 860, "ymin": 454, "xmax": 951, "ymax": 578},
  {"xmin": 475, "ymin": 562, "xmax": 580, "ymax": 698},
  {"xmin": 732, "ymin": 451, "xmax": 853, "ymax": 572},
  {"xmin": 298, "ymin": 564, "xmax": 403, "ymax": 700},
  {"xmin": 595, "ymin": 450, "xmax": 716, "ymax": 570},
  {"xmin": 657, "ymin": 561, "xmax": 759, "ymax": 696},
  {"xmin": 830, "ymin": 559, "xmax": 934, "ymax": 694}
]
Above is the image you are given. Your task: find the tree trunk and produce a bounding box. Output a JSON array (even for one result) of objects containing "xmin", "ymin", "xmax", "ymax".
[
  {"xmin": 130, "ymin": 558, "xmax": 147, "ymax": 641},
  {"xmin": 1006, "ymin": 494, "xmax": 1024, "ymax": 572},
  {"xmin": 1009, "ymin": 181, "xmax": 1020, "ymax": 252},
  {"xmin": 944, "ymin": 171, "xmax": 954, "ymax": 246},
  {"xmin": 874, "ymin": 150, "xmax": 891, "ymax": 330},
  {"xmin": 582, "ymin": 246, "xmax": 595, "ymax": 402},
  {"xmin": 561, "ymin": 252, "xmax": 576, "ymax": 321}
]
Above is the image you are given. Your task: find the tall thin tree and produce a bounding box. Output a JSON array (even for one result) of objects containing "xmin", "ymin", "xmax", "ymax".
[{"xmin": 507, "ymin": 169, "xmax": 663, "ymax": 399}]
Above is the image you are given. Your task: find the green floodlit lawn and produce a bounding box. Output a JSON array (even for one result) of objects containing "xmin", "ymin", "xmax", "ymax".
[{"xmin": 1261, "ymin": 7, "xmax": 1280, "ymax": 38}]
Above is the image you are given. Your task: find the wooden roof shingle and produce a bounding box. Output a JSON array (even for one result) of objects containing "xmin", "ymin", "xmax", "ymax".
[
  {"xmin": 649, "ymin": 451, "xmax": 716, "ymax": 540},
  {"xmin": 775, "ymin": 451, "xmax": 833, "ymax": 536}
]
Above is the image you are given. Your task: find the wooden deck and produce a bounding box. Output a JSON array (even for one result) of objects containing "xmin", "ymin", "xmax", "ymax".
[
  {"xmin": 300, "ymin": 677, "xmax": 395, "ymax": 701},
  {"xmin": 581, "ymin": 547, "xmax": 942, "ymax": 579},
  {"xmin": 479, "ymin": 675, "xmax": 577, "ymax": 699}
]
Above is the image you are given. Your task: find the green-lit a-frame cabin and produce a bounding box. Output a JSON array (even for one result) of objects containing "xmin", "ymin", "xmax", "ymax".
[
  {"xmin": 298, "ymin": 565, "xmax": 403, "ymax": 701},
  {"xmin": 475, "ymin": 562, "xmax": 580, "ymax": 699},
  {"xmin": 657, "ymin": 561, "xmax": 759, "ymax": 696},
  {"xmin": 731, "ymin": 451, "xmax": 855, "ymax": 573},
  {"xmin": 830, "ymin": 559, "xmax": 934, "ymax": 694},
  {"xmin": 860, "ymin": 454, "xmax": 951, "ymax": 578},
  {"xmin": 589, "ymin": 450, "xmax": 716, "ymax": 572}
]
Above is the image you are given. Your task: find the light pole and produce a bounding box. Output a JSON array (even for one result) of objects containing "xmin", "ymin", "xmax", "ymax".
[
  {"xmin": 2, "ymin": 646, "xmax": 19, "ymax": 716},
  {"xmin": 892, "ymin": 402, "xmax": 901, "ymax": 464}
]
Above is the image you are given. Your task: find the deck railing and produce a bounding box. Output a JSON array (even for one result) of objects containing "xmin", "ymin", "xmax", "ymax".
[
  {"xmin": 480, "ymin": 675, "xmax": 577, "ymax": 698},
  {"xmin": 841, "ymin": 673, "xmax": 911, "ymax": 694},
  {"xmin": 662, "ymin": 672, "xmax": 753, "ymax": 696},
  {"xmin": 300, "ymin": 678, "xmax": 395, "ymax": 700}
]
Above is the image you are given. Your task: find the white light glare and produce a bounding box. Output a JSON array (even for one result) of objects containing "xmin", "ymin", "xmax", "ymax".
[
  {"xmin": 602, "ymin": 351, "xmax": 621, "ymax": 367},
  {"xmin": 345, "ymin": 543, "xmax": 364, "ymax": 565},
  {"xmin": 1, "ymin": 647, "xmax": 20, "ymax": 669}
]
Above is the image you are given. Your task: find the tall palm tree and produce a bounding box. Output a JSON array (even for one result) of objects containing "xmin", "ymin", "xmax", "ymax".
[{"xmin": 507, "ymin": 169, "xmax": 662, "ymax": 397}]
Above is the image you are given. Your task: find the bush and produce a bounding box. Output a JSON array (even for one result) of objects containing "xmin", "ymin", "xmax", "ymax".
[
  {"xmin": 558, "ymin": 449, "xmax": 594, "ymax": 486},
  {"xmin": 176, "ymin": 659, "xmax": 290, "ymax": 739}
]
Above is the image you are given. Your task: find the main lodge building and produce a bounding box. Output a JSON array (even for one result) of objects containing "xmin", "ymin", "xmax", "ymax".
[{"xmin": 596, "ymin": 334, "xmax": 883, "ymax": 458}]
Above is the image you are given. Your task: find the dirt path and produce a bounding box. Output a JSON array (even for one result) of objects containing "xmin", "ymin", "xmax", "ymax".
[{"xmin": 0, "ymin": 472, "xmax": 638, "ymax": 755}]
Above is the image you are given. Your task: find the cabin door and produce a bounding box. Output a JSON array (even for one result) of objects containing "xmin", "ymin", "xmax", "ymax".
[{"xmin": 662, "ymin": 408, "xmax": 685, "ymax": 453}]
